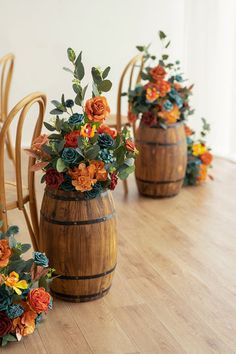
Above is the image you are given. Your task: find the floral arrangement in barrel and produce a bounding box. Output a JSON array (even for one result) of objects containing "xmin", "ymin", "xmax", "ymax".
[
  {"xmin": 0, "ymin": 222, "xmax": 53, "ymax": 346},
  {"xmin": 128, "ymin": 31, "xmax": 194, "ymax": 128},
  {"xmin": 27, "ymin": 49, "xmax": 137, "ymax": 198},
  {"xmin": 184, "ymin": 119, "xmax": 213, "ymax": 185}
]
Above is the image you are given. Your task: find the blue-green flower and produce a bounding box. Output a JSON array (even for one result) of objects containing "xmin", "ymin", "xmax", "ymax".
[
  {"xmin": 98, "ymin": 134, "xmax": 114, "ymax": 148},
  {"xmin": 98, "ymin": 149, "xmax": 114, "ymax": 163},
  {"xmin": 61, "ymin": 148, "xmax": 81, "ymax": 165},
  {"xmin": 6, "ymin": 304, "xmax": 24, "ymax": 319},
  {"xmin": 33, "ymin": 252, "xmax": 49, "ymax": 267},
  {"xmin": 60, "ymin": 174, "xmax": 75, "ymax": 192},
  {"xmin": 68, "ymin": 113, "xmax": 84, "ymax": 125},
  {"xmin": 163, "ymin": 100, "xmax": 173, "ymax": 112},
  {"xmin": 85, "ymin": 183, "xmax": 103, "ymax": 200},
  {"xmin": 65, "ymin": 99, "xmax": 74, "ymax": 108},
  {"xmin": 175, "ymin": 75, "xmax": 183, "ymax": 82},
  {"xmin": 0, "ymin": 289, "xmax": 11, "ymax": 311}
]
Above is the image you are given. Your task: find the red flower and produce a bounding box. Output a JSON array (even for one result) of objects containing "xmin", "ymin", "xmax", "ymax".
[
  {"xmin": 150, "ymin": 65, "xmax": 166, "ymax": 82},
  {"xmin": 142, "ymin": 112, "xmax": 156, "ymax": 126},
  {"xmin": 65, "ymin": 130, "xmax": 80, "ymax": 148},
  {"xmin": 110, "ymin": 173, "xmax": 118, "ymax": 190},
  {"xmin": 128, "ymin": 111, "xmax": 137, "ymax": 123},
  {"xmin": 126, "ymin": 140, "xmax": 138, "ymax": 153},
  {"xmin": 45, "ymin": 168, "xmax": 64, "ymax": 189},
  {"xmin": 97, "ymin": 124, "xmax": 117, "ymax": 139},
  {"xmin": 0, "ymin": 311, "xmax": 12, "ymax": 337}
]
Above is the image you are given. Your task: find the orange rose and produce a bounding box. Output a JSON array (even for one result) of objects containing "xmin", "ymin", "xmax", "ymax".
[
  {"xmin": 0, "ymin": 239, "xmax": 11, "ymax": 268},
  {"xmin": 158, "ymin": 80, "xmax": 171, "ymax": 97},
  {"xmin": 69, "ymin": 163, "xmax": 97, "ymax": 191},
  {"xmin": 184, "ymin": 125, "xmax": 193, "ymax": 137},
  {"xmin": 12, "ymin": 310, "xmax": 37, "ymax": 337},
  {"xmin": 159, "ymin": 104, "xmax": 180, "ymax": 124},
  {"xmin": 98, "ymin": 124, "xmax": 117, "ymax": 139},
  {"xmin": 28, "ymin": 288, "xmax": 51, "ymax": 314},
  {"xmin": 72, "ymin": 175, "xmax": 96, "ymax": 192},
  {"xmin": 126, "ymin": 140, "xmax": 138, "ymax": 153},
  {"xmin": 85, "ymin": 96, "xmax": 110, "ymax": 122},
  {"xmin": 200, "ymin": 151, "xmax": 213, "ymax": 165},
  {"xmin": 197, "ymin": 164, "xmax": 208, "ymax": 182},
  {"xmin": 150, "ymin": 65, "xmax": 166, "ymax": 82},
  {"xmin": 90, "ymin": 161, "xmax": 108, "ymax": 181}
]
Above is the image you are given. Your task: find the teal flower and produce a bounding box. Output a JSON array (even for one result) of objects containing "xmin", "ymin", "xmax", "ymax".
[
  {"xmin": 85, "ymin": 183, "xmax": 103, "ymax": 200},
  {"xmin": 98, "ymin": 134, "xmax": 114, "ymax": 148},
  {"xmin": 175, "ymin": 75, "xmax": 183, "ymax": 82},
  {"xmin": 60, "ymin": 174, "xmax": 75, "ymax": 191},
  {"xmin": 68, "ymin": 113, "xmax": 84, "ymax": 125},
  {"xmin": 65, "ymin": 99, "xmax": 74, "ymax": 108},
  {"xmin": 6, "ymin": 304, "xmax": 24, "ymax": 319},
  {"xmin": 0, "ymin": 289, "xmax": 11, "ymax": 311},
  {"xmin": 61, "ymin": 148, "xmax": 81, "ymax": 165},
  {"xmin": 98, "ymin": 149, "xmax": 114, "ymax": 163},
  {"xmin": 33, "ymin": 252, "xmax": 49, "ymax": 267},
  {"xmin": 163, "ymin": 100, "xmax": 173, "ymax": 112}
]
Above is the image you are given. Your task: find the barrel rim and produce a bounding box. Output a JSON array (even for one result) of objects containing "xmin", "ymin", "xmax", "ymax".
[
  {"xmin": 44, "ymin": 186, "xmax": 109, "ymax": 201},
  {"xmin": 138, "ymin": 120, "xmax": 185, "ymax": 130}
]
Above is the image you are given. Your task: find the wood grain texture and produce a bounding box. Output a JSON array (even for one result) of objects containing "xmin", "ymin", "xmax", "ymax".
[
  {"xmin": 39, "ymin": 188, "xmax": 117, "ymax": 302},
  {"xmin": 2, "ymin": 156, "xmax": 236, "ymax": 353},
  {"xmin": 135, "ymin": 122, "xmax": 187, "ymax": 198}
]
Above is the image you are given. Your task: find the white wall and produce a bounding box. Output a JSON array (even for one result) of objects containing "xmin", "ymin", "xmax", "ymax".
[{"xmin": 1, "ymin": 0, "xmax": 236, "ymax": 159}]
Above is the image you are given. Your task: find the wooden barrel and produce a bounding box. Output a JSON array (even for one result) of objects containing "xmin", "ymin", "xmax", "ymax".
[
  {"xmin": 39, "ymin": 188, "xmax": 117, "ymax": 302},
  {"xmin": 135, "ymin": 121, "xmax": 187, "ymax": 198}
]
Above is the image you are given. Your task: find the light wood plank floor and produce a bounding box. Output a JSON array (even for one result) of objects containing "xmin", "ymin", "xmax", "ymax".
[{"xmin": 1, "ymin": 157, "xmax": 236, "ymax": 353}]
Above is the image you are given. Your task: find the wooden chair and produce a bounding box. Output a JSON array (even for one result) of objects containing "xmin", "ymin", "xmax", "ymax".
[
  {"xmin": 0, "ymin": 53, "xmax": 15, "ymax": 163},
  {"xmin": 109, "ymin": 54, "xmax": 144, "ymax": 193},
  {"xmin": 0, "ymin": 92, "xmax": 47, "ymax": 251}
]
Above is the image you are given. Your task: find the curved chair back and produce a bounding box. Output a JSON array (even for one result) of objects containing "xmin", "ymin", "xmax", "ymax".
[
  {"xmin": 0, "ymin": 53, "xmax": 15, "ymax": 161},
  {"xmin": 0, "ymin": 92, "xmax": 47, "ymax": 250}
]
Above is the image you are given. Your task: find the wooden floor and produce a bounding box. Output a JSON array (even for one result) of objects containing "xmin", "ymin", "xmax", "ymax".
[{"xmin": 2, "ymin": 157, "xmax": 236, "ymax": 353}]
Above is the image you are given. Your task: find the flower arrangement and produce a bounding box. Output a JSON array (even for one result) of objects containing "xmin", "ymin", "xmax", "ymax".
[
  {"xmin": 184, "ymin": 118, "xmax": 213, "ymax": 185},
  {"xmin": 27, "ymin": 49, "xmax": 137, "ymax": 198},
  {"xmin": 0, "ymin": 222, "xmax": 53, "ymax": 346},
  {"xmin": 128, "ymin": 31, "xmax": 194, "ymax": 128}
]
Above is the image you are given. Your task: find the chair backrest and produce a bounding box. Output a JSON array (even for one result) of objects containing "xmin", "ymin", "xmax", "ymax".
[
  {"xmin": 0, "ymin": 53, "xmax": 15, "ymax": 123},
  {"xmin": 0, "ymin": 92, "xmax": 47, "ymax": 250},
  {"xmin": 116, "ymin": 54, "xmax": 144, "ymax": 131}
]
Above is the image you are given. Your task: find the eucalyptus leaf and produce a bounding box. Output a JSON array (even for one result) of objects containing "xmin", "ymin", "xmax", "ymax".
[
  {"xmin": 85, "ymin": 145, "xmax": 100, "ymax": 160},
  {"xmin": 102, "ymin": 66, "xmax": 111, "ymax": 79},
  {"xmin": 44, "ymin": 122, "xmax": 56, "ymax": 132},
  {"xmin": 159, "ymin": 30, "xmax": 167, "ymax": 40},
  {"xmin": 98, "ymin": 80, "xmax": 112, "ymax": 92},
  {"xmin": 67, "ymin": 48, "xmax": 76, "ymax": 62},
  {"xmin": 91, "ymin": 67, "xmax": 102, "ymax": 84},
  {"xmin": 56, "ymin": 158, "xmax": 66, "ymax": 172}
]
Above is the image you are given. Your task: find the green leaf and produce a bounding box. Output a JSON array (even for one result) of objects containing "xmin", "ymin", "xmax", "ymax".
[
  {"xmin": 124, "ymin": 158, "xmax": 134, "ymax": 167},
  {"xmin": 118, "ymin": 165, "xmax": 135, "ymax": 180},
  {"xmin": 98, "ymin": 80, "xmax": 112, "ymax": 92},
  {"xmin": 73, "ymin": 83, "xmax": 82, "ymax": 94},
  {"xmin": 165, "ymin": 40, "xmax": 171, "ymax": 48},
  {"xmin": 20, "ymin": 243, "xmax": 31, "ymax": 253},
  {"xmin": 82, "ymin": 84, "xmax": 88, "ymax": 99},
  {"xmin": 159, "ymin": 30, "xmax": 167, "ymax": 40},
  {"xmin": 39, "ymin": 276, "xmax": 49, "ymax": 291},
  {"xmin": 55, "ymin": 116, "xmax": 62, "ymax": 131},
  {"xmin": 102, "ymin": 66, "xmax": 111, "ymax": 79},
  {"xmin": 56, "ymin": 158, "xmax": 66, "ymax": 172},
  {"xmin": 136, "ymin": 45, "xmax": 144, "ymax": 52},
  {"xmin": 55, "ymin": 139, "xmax": 65, "ymax": 153},
  {"xmin": 44, "ymin": 122, "xmax": 56, "ymax": 132},
  {"xmin": 50, "ymin": 108, "xmax": 64, "ymax": 115},
  {"xmin": 92, "ymin": 83, "xmax": 100, "ymax": 96},
  {"xmin": 67, "ymin": 48, "xmax": 76, "ymax": 62},
  {"xmin": 75, "ymin": 93, "xmax": 82, "ymax": 106},
  {"xmin": 48, "ymin": 133, "xmax": 63, "ymax": 140},
  {"xmin": 74, "ymin": 51, "xmax": 85, "ymax": 80},
  {"xmin": 51, "ymin": 100, "xmax": 61, "ymax": 108},
  {"xmin": 84, "ymin": 145, "xmax": 100, "ymax": 160},
  {"xmin": 61, "ymin": 94, "xmax": 65, "ymax": 106},
  {"xmin": 91, "ymin": 67, "xmax": 102, "ymax": 84},
  {"xmin": 75, "ymin": 147, "xmax": 84, "ymax": 158},
  {"xmin": 41, "ymin": 144, "xmax": 55, "ymax": 155},
  {"xmin": 162, "ymin": 54, "xmax": 169, "ymax": 60}
]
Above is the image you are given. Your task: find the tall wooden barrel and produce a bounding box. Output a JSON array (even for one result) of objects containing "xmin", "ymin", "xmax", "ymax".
[
  {"xmin": 135, "ymin": 121, "xmax": 187, "ymax": 198},
  {"xmin": 39, "ymin": 188, "xmax": 117, "ymax": 302}
]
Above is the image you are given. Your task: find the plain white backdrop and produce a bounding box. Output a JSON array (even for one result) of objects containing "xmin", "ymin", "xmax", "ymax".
[{"xmin": 1, "ymin": 0, "xmax": 236, "ymax": 159}]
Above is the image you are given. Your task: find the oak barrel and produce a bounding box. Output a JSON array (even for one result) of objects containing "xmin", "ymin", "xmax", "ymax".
[
  {"xmin": 39, "ymin": 188, "xmax": 117, "ymax": 302},
  {"xmin": 135, "ymin": 121, "xmax": 187, "ymax": 198}
]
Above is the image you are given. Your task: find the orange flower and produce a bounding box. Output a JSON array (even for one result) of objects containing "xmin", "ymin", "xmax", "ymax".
[
  {"xmin": 80, "ymin": 123, "xmax": 96, "ymax": 138},
  {"xmin": 0, "ymin": 239, "xmax": 11, "ymax": 268},
  {"xmin": 150, "ymin": 65, "xmax": 166, "ymax": 82},
  {"xmin": 12, "ymin": 311, "xmax": 37, "ymax": 338},
  {"xmin": 72, "ymin": 175, "xmax": 96, "ymax": 192},
  {"xmin": 65, "ymin": 130, "xmax": 80, "ymax": 147},
  {"xmin": 85, "ymin": 96, "xmax": 110, "ymax": 122},
  {"xmin": 31, "ymin": 134, "xmax": 48, "ymax": 150},
  {"xmin": 28, "ymin": 287, "xmax": 51, "ymax": 314},
  {"xmin": 69, "ymin": 163, "xmax": 97, "ymax": 191},
  {"xmin": 159, "ymin": 104, "xmax": 180, "ymax": 124},
  {"xmin": 128, "ymin": 111, "xmax": 137, "ymax": 124},
  {"xmin": 184, "ymin": 125, "xmax": 193, "ymax": 136},
  {"xmin": 197, "ymin": 164, "xmax": 208, "ymax": 182},
  {"xmin": 26, "ymin": 134, "xmax": 50, "ymax": 161},
  {"xmin": 157, "ymin": 80, "xmax": 171, "ymax": 97},
  {"xmin": 200, "ymin": 151, "xmax": 213, "ymax": 165},
  {"xmin": 98, "ymin": 124, "xmax": 117, "ymax": 139},
  {"xmin": 126, "ymin": 140, "xmax": 138, "ymax": 153},
  {"xmin": 90, "ymin": 160, "xmax": 108, "ymax": 181}
]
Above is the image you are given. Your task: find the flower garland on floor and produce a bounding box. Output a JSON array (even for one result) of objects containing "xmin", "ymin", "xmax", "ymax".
[
  {"xmin": 27, "ymin": 49, "xmax": 138, "ymax": 197},
  {"xmin": 0, "ymin": 222, "xmax": 53, "ymax": 346},
  {"xmin": 184, "ymin": 119, "xmax": 213, "ymax": 185},
  {"xmin": 127, "ymin": 31, "xmax": 194, "ymax": 128}
]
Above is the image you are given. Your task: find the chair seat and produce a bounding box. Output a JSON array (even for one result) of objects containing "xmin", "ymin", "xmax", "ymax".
[
  {"xmin": 107, "ymin": 113, "xmax": 128, "ymax": 128},
  {"xmin": 5, "ymin": 182, "xmax": 29, "ymax": 210}
]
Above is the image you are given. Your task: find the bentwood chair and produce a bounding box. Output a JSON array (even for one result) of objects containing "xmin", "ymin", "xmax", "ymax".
[
  {"xmin": 109, "ymin": 54, "xmax": 144, "ymax": 193},
  {"xmin": 0, "ymin": 53, "xmax": 15, "ymax": 163},
  {"xmin": 0, "ymin": 92, "xmax": 47, "ymax": 251}
]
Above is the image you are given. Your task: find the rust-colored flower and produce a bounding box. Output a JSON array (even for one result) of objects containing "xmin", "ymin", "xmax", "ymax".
[
  {"xmin": 128, "ymin": 111, "xmax": 137, "ymax": 124},
  {"xmin": 12, "ymin": 310, "xmax": 37, "ymax": 338},
  {"xmin": 69, "ymin": 163, "xmax": 97, "ymax": 191},
  {"xmin": 90, "ymin": 161, "xmax": 108, "ymax": 181},
  {"xmin": 65, "ymin": 130, "xmax": 80, "ymax": 148},
  {"xmin": 150, "ymin": 65, "xmax": 166, "ymax": 82},
  {"xmin": 159, "ymin": 104, "xmax": 180, "ymax": 124},
  {"xmin": 85, "ymin": 96, "xmax": 110, "ymax": 122},
  {"xmin": 31, "ymin": 134, "xmax": 49, "ymax": 150},
  {"xmin": 26, "ymin": 134, "xmax": 50, "ymax": 161},
  {"xmin": 0, "ymin": 240, "xmax": 11, "ymax": 268},
  {"xmin": 72, "ymin": 175, "xmax": 96, "ymax": 192},
  {"xmin": 197, "ymin": 164, "xmax": 208, "ymax": 182},
  {"xmin": 184, "ymin": 125, "xmax": 193, "ymax": 137},
  {"xmin": 28, "ymin": 287, "xmax": 51, "ymax": 314},
  {"xmin": 157, "ymin": 80, "xmax": 171, "ymax": 97},
  {"xmin": 98, "ymin": 124, "xmax": 117, "ymax": 139},
  {"xmin": 126, "ymin": 140, "xmax": 138, "ymax": 153},
  {"xmin": 200, "ymin": 151, "xmax": 213, "ymax": 166}
]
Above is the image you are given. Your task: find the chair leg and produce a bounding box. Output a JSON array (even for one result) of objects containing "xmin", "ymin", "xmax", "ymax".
[
  {"xmin": 0, "ymin": 207, "xmax": 8, "ymax": 233},
  {"xmin": 123, "ymin": 179, "xmax": 128, "ymax": 194},
  {"xmin": 6, "ymin": 131, "xmax": 15, "ymax": 163}
]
